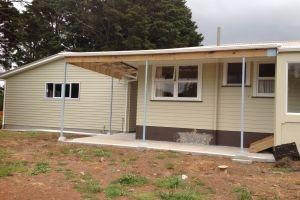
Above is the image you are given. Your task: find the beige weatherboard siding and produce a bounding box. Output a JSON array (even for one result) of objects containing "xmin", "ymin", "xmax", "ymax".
[
  {"xmin": 4, "ymin": 59, "xmax": 130, "ymax": 132},
  {"xmin": 275, "ymin": 52, "xmax": 300, "ymax": 148},
  {"xmin": 136, "ymin": 61, "xmax": 275, "ymax": 134}
]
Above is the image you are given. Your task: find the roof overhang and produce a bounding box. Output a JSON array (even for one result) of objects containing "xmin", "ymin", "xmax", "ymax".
[{"xmin": 0, "ymin": 42, "xmax": 281, "ymax": 80}]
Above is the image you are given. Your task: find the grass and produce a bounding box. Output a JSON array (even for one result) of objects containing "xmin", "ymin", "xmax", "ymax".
[
  {"xmin": 0, "ymin": 131, "xmax": 42, "ymax": 139},
  {"xmin": 132, "ymin": 192, "xmax": 158, "ymax": 200},
  {"xmin": 76, "ymin": 173, "xmax": 102, "ymax": 193},
  {"xmin": 104, "ymin": 184, "xmax": 127, "ymax": 199},
  {"xmin": 159, "ymin": 190, "xmax": 203, "ymax": 200},
  {"xmin": 232, "ymin": 186, "xmax": 253, "ymax": 200},
  {"xmin": 116, "ymin": 174, "xmax": 148, "ymax": 186},
  {"xmin": 57, "ymin": 168, "xmax": 101, "ymax": 199},
  {"xmin": 61, "ymin": 146, "xmax": 112, "ymax": 161},
  {"xmin": 0, "ymin": 161, "xmax": 28, "ymax": 178},
  {"xmin": 0, "ymin": 148, "xmax": 7, "ymax": 160},
  {"xmin": 92, "ymin": 148, "xmax": 112, "ymax": 158},
  {"xmin": 30, "ymin": 162, "xmax": 51, "ymax": 175},
  {"xmin": 156, "ymin": 175, "xmax": 184, "ymax": 189}
]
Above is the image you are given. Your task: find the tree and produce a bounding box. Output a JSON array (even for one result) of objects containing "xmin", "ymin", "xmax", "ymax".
[
  {"xmin": 1, "ymin": 0, "xmax": 204, "ymax": 70},
  {"xmin": 0, "ymin": 0, "xmax": 21, "ymax": 69}
]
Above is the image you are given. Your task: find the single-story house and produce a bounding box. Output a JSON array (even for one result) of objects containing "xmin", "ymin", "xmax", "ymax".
[
  {"xmin": 1, "ymin": 41, "xmax": 300, "ymax": 150},
  {"xmin": 0, "ymin": 55, "xmax": 138, "ymax": 134}
]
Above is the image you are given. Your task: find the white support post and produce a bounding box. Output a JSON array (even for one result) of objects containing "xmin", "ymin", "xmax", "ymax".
[
  {"xmin": 2, "ymin": 81, "xmax": 6, "ymax": 129},
  {"xmin": 240, "ymin": 57, "xmax": 246, "ymax": 152},
  {"xmin": 142, "ymin": 60, "xmax": 149, "ymax": 142},
  {"xmin": 108, "ymin": 76, "xmax": 113, "ymax": 135},
  {"xmin": 58, "ymin": 62, "xmax": 67, "ymax": 141}
]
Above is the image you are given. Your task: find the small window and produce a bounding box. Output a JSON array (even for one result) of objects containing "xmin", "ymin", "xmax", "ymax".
[
  {"xmin": 71, "ymin": 83, "xmax": 79, "ymax": 98},
  {"xmin": 46, "ymin": 83, "xmax": 54, "ymax": 98},
  {"xmin": 152, "ymin": 65, "xmax": 202, "ymax": 101},
  {"xmin": 255, "ymin": 63, "xmax": 275, "ymax": 97},
  {"xmin": 287, "ymin": 63, "xmax": 300, "ymax": 113},
  {"xmin": 55, "ymin": 84, "xmax": 62, "ymax": 98},
  {"xmin": 223, "ymin": 62, "xmax": 250, "ymax": 86},
  {"xmin": 65, "ymin": 84, "xmax": 70, "ymax": 98},
  {"xmin": 178, "ymin": 66, "xmax": 198, "ymax": 98},
  {"xmin": 45, "ymin": 83, "xmax": 79, "ymax": 99},
  {"xmin": 154, "ymin": 66, "xmax": 175, "ymax": 97}
]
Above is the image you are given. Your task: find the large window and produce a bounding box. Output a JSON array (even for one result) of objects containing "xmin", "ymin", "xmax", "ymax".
[
  {"xmin": 287, "ymin": 63, "xmax": 300, "ymax": 113},
  {"xmin": 46, "ymin": 83, "xmax": 80, "ymax": 99},
  {"xmin": 152, "ymin": 65, "xmax": 202, "ymax": 101},
  {"xmin": 254, "ymin": 63, "xmax": 276, "ymax": 97},
  {"xmin": 223, "ymin": 62, "xmax": 250, "ymax": 86}
]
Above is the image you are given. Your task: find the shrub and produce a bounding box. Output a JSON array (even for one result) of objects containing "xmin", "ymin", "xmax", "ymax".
[
  {"xmin": 30, "ymin": 162, "xmax": 51, "ymax": 175},
  {"xmin": 116, "ymin": 174, "xmax": 148, "ymax": 186}
]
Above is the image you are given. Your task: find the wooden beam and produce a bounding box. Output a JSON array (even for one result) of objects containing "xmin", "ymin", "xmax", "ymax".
[
  {"xmin": 249, "ymin": 136, "xmax": 274, "ymax": 153},
  {"xmin": 66, "ymin": 49, "xmax": 270, "ymax": 63},
  {"xmin": 69, "ymin": 62, "xmax": 136, "ymax": 79}
]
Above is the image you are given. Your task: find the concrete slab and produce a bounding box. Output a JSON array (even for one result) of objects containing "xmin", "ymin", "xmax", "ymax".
[{"xmin": 65, "ymin": 133, "xmax": 275, "ymax": 163}]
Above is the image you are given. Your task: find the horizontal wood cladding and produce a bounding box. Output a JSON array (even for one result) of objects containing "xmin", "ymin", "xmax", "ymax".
[
  {"xmin": 136, "ymin": 62, "xmax": 275, "ymax": 134},
  {"xmin": 66, "ymin": 49, "xmax": 269, "ymax": 63},
  {"xmin": 4, "ymin": 59, "xmax": 128, "ymax": 132}
]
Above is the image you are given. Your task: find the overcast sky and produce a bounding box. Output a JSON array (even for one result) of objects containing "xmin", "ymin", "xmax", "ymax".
[{"xmin": 186, "ymin": 0, "xmax": 300, "ymax": 45}]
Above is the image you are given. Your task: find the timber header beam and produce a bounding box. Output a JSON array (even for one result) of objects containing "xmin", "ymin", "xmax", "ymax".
[{"xmin": 65, "ymin": 49, "xmax": 272, "ymax": 63}]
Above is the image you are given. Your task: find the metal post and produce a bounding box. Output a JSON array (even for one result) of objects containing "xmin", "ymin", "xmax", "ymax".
[
  {"xmin": 240, "ymin": 57, "xmax": 246, "ymax": 152},
  {"xmin": 142, "ymin": 60, "xmax": 149, "ymax": 142},
  {"xmin": 108, "ymin": 77, "xmax": 113, "ymax": 135},
  {"xmin": 58, "ymin": 62, "xmax": 67, "ymax": 141}
]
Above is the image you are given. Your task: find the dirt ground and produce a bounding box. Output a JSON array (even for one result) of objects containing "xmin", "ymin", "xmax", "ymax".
[{"xmin": 0, "ymin": 131, "xmax": 299, "ymax": 200}]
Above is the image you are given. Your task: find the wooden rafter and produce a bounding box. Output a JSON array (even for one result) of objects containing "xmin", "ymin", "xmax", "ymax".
[{"xmin": 69, "ymin": 62, "xmax": 137, "ymax": 79}]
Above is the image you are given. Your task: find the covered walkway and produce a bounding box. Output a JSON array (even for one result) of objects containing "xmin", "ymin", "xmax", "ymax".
[{"xmin": 65, "ymin": 133, "xmax": 275, "ymax": 163}]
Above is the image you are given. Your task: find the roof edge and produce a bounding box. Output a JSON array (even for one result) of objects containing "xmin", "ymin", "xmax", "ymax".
[
  {"xmin": 0, "ymin": 54, "xmax": 64, "ymax": 79},
  {"xmin": 0, "ymin": 42, "xmax": 285, "ymax": 79}
]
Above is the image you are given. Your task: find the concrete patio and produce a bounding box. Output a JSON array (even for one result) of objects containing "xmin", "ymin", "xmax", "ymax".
[{"xmin": 65, "ymin": 133, "xmax": 275, "ymax": 163}]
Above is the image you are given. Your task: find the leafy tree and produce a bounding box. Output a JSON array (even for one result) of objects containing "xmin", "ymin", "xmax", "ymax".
[
  {"xmin": 0, "ymin": 0, "xmax": 21, "ymax": 69},
  {"xmin": 1, "ymin": 0, "xmax": 203, "ymax": 70}
]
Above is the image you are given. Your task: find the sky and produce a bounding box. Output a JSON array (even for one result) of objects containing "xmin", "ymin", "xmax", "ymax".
[{"xmin": 186, "ymin": 0, "xmax": 300, "ymax": 45}]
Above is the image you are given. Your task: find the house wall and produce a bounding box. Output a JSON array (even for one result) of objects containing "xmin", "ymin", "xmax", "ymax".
[
  {"xmin": 3, "ymin": 59, "xmax": 129, "ymax": 133},
  {"xmin": 128, "ymin": 81, "xmax": 138, "ymax": 132},
  {"xmin": 275, "ymin": 52, "xmax": 300, "ymax": 149},
  {"xmin": 136, "ymin": 62, "xmax": 275, "ymax": 147}
]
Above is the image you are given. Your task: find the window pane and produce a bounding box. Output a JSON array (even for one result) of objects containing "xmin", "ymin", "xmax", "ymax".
[
  {"xmin": 288, "ymin": 63, "xmax": 300, "ymax": 113},
  {"xmin": 258, "ymin": 80, "xmax": 274, "ymax": 94},
  {"xmin": 65, "ymin": 84, "xmax": 70, "ymax": 98},
  {"xmin": 178, "ymin": 66, "xmax": 198, "ymax": 80},
  {"xmin": 178, "ymin": 82, "xmax": 197, "ymax": 97},
  {"xmin": 55, "ymin": 84, "xmax": 62, "ymax": 97},
  {"xmin": 227, "ymin": 63, "xmax": 246, "ymax": 84},
  {"xmin": 155, "ymin": 66, "xmax": 174, "ymax": 80},
  {"xmin": 46, "ymin": 83, "xmax": 53, "ymax": 98},
  {"xmin": 155, "ymin": 82, "xmax": 174, "ymax": 97},
  {"xmin": 71, "ymin": 83, "xmax": 79, "ymax": 98},
  {"xmin": 259, "ymin": 64, "xmax": 275, "ymax": 77}
]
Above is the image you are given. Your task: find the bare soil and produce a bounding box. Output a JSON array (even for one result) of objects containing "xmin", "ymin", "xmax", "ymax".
[{"xmin": 0, "ymin": 131, "xmax": 299, "ymax": 200}]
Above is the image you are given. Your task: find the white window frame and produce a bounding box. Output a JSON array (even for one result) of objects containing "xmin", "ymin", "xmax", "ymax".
[
  {"xmin": 253, "ymin": 62, "xmax": 276, "ymax": 97},
  {"xmin": 45, "ymin": 82, "xmax": 80, "ymax": 100},
  {"xmin": 286, "ymin": 61, "xmax": 300, "ymax": 115},
  {"xmin": 151, "ymin": 64, "xmax": 202, "ymax": 101},
  {"xmin": 222, "ymin": 62, "xmax": 251, "ymax": 86}
]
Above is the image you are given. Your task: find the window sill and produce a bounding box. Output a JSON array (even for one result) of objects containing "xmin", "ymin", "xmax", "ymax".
[
  {"xmin": 150, "ymin": 99, "xmax": 203, "ymax": 102},
  {"xmin": 222, "ymin": 85, "xmax": 252, "ymax": 87},
  {"xmin": 44, "ymin": 97, "xmax": 80, "ymax": 101},
  {"xmin": 251, "ymin": 96, "xmax": 274, "ymax": 98}
]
